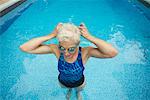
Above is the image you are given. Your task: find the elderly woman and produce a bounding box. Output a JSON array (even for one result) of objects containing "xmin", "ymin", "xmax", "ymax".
[{"xmin": 20, "ymin": 23, "xmax": 118, "ymax": 100}]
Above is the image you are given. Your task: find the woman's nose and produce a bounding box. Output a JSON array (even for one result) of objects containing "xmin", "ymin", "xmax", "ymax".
[
  {"xmin": 64, "ymin": 49, "xmax": 68, "ymax": 53},
  {"xmin": 64, "ymin": 50, "xmax": 71, "ymax": 55}
]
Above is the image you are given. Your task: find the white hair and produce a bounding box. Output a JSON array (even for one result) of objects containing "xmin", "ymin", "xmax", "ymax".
[{"xmin": 56, "ymin": 23, "xmax": 81, "ymax": 45}]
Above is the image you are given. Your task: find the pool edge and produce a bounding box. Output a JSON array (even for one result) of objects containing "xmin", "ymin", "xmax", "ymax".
[
  {"xmin": 138, "ymin": 0, "xmax": 150, "ymax": 8},
  {"xmin": 0, "ymin": 0, "xmax": 27, "ymax": 17}
]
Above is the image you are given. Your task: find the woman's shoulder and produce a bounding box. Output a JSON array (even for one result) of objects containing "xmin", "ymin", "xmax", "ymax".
[
  {"xmin": 80, "ymin": 46, "xmax": 89, "ymax": 53},
  {"xmin": 80, "ymin": 46, "xmax": 90, "ymax": 64},
  {"xmin": 48, "ymin": 44, "xmax": 60, "ymax": 59}
]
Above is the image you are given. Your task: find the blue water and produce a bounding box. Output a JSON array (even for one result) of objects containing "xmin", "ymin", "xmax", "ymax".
[{"xmin": 0, "ymin": 0, "xmax": 150, "ymax": 100}]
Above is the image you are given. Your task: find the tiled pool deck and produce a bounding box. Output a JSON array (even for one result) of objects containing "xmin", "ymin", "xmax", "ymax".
[{"xmin": 0, "ymin": 0, "xmax": 10, "ymax": 5}]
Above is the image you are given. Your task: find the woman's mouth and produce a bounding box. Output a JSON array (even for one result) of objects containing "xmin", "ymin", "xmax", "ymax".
[{"xmin": 65, "ymin": 54, "xmax": 72, "ymax": 58}]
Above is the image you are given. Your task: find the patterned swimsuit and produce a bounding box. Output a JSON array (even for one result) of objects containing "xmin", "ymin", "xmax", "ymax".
[{"xmin": 58, "ymin": 47, "xmax": 85, "ymax": 88}]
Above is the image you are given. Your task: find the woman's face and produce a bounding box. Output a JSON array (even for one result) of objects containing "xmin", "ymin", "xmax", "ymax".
[{"xmin": 59, "ymin": 40, "xmax": 78, "ymax": 59}]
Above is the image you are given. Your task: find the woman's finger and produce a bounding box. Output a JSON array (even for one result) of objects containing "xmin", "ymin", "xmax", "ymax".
[
  {"xmin": 79, "ymin": 25, "xmax": 86, "ymax": 29},
  {"xmin": 80, "ymin": 22, "xmax": 86, "ymax": 26},
  {"xmin": 57, "ymin": 23, "xmax": 62, "ymax": 29}
]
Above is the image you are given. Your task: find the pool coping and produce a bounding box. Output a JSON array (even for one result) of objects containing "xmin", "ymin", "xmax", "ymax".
[{"xmin": 0, "ymin": 0, "xmax": 26, "ymax": 17}]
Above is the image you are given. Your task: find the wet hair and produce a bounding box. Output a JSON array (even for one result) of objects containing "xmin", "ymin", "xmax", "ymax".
[{"xmin": 56, "ymin": 23, "xmax": 81, "ymax": 45}]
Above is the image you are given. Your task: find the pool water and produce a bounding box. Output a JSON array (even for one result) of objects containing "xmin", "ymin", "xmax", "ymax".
[{"xmin": 0, "ymin": 0, "xmax": 150, "ymax": 100}]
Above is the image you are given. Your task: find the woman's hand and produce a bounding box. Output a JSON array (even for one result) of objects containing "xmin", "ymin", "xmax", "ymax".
[
  {"xmin": 79, "ymin": 23, "xmax": 91, "ymax": 38},
  {"xmin": 50, "ymin": 23, "xmax": 62, "ymax": 37},
  {"xmin": 78, "ymin": 23, "xmax": 118, "ymax": 58}
]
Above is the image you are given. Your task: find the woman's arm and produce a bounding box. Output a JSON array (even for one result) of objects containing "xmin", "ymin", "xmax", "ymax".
[
  {"xmin": 19, "ymin": 34, "xmax": 56, "ymax": 54},
  {"xmin": 79, "ymin": 23, "xmax": 118, "ymax": 58},
  {"xmin": 19, "ymin": 23, "xmax": 62, "ymax": 54}
]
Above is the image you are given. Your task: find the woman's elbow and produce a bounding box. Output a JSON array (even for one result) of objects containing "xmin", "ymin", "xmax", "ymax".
[
  {"xmin": 109, "ymin": 50, "xmax": 119, "ymax": 58},
  {"xmin": 19, "ymin": 45, "xmax": 28, "ymax": 52}
]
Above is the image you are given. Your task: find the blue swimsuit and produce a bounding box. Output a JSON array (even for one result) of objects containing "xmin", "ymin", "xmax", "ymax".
[{"xmin": 58, "ymin": 47, "xmax": 85, "ymax": 88}]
